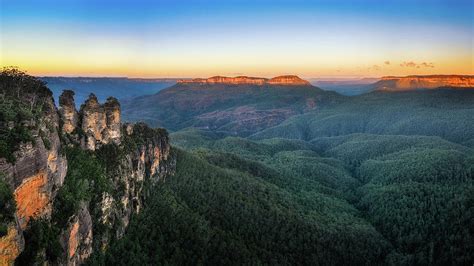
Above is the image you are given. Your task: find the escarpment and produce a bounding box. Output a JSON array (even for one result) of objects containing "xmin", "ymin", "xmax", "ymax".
[
  {"xmin": 376, "ymin": 75, "xmax": 474, "ymax": 91},
  {"xmin": 0, "ymin": 69, "xmax": 175, "ymax": 265},
  {"xmin": 0, "ymin": 73, "xmax": 67, "ymax": 265},
  {"xmin": 178, "ymin": 75, "xmax": 310, "ymax": 86}
]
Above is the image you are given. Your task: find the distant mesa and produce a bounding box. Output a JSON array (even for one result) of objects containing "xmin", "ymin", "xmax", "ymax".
[
  {"xmin": 267, "ymin": 75, "xmax": 311, "ymax": 85},
  {"xmin": 376, "ymin": 75, "xmax": 474, "ymax": 91},
  {"xmin": 178, "ymin": 75, "xmax": 310, "ymax": 86}
]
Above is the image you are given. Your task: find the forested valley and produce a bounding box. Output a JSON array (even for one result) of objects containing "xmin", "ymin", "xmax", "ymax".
[{"xmin": 96, "ymin": 90, "xmax": 474, "ymax": 265}]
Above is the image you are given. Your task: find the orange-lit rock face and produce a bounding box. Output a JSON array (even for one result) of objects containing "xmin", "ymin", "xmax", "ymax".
[
  {"xmin": 179, "ymin": 76, "xmax": 268, "ymax": 85},
  {"xmin": 268, "ymin": 75, "xmax": 310, "ymax": 85},
  {"xmin": 14, "ymin": 171, "xmax": 50, "ymax": 229},
  {"xmin": 150, "ymin": 146, "xmax": 161, "ymax": 177},
  {"xmin": 0, "ymin": 225, "xmax": 22, "ymax": 265},
  {"xmin": 380, "ymin": 75, "xmax": 474, "ymax": 90},
  {"xmin": 62, "ymin": 204, "xmax": 93, "ymax": 265},
  {"xmin": 178, "ymin": 75, "xmax": 310, "ymax": 86},
  {"xmin": 68, "ymin": 221, "xmax": 80, "ymax": 259}
]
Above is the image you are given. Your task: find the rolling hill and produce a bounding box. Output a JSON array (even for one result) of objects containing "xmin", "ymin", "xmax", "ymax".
[{"xmin": 251, "ymin": 90, "xmax": 474, "ymax": 144}]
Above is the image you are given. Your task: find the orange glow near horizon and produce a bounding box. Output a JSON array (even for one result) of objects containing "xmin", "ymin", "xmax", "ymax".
[
  {"xmin": 2, "ymin": 54, "xmax": 472, "ymax": 79},
  {"xmin": 1, "ymin": 1, "xmax": 473, "ymax": 78}
]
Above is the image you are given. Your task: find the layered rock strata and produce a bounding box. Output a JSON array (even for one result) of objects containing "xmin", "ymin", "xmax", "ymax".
[
  {"xmin": 377, "ymin": 75, "xmax": 474, "ymax": 91},
  {"xmin": 178, "ymin": 75, "xmax": 310, "ymax": 86}
]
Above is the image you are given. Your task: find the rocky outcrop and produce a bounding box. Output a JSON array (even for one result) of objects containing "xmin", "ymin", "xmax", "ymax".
[
  {"xmin": 1, "ymin": 71, "xmax": 174, "ymax": 265},
  {"xmin": 178, "ymin": 75, "xmax": 310, "ymax": 86},
  {"xmin": 130, "ymin": 123, "xmax": 173, "ymax": 181},
  {"xmin": 376, "ymin": 75, "xmax": 474, "ymax": 91},
  {"xmin": 103, "ymin": 97, "xmax": 121, "ymax": 145},
  {"xmin": 80, "ymin": 94, "xmax": 106, "ymax": 150},
  {"xmin": 59, "ymin": 90, "xmax": 79, "ymax": 134},
  {"xmin": 61, "ymin": 93, "xmax": 122, "ymax": 150}
]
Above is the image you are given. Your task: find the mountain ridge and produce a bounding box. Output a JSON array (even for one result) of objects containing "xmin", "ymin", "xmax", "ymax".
[
  {"xmin": 177, "ymin": 75, "xmax": 310, "ymax": 86},
  {"xmin": 376, "ymin": 74, "xmax": 474, "ymax": 91},
  {"xmin": 122, "ymin": 78, "xmax": 342, "ymax": 135}
]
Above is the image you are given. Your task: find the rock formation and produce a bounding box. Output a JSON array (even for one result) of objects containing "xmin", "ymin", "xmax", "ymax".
[
  {"xmin": 267, "ymin": 75, "xmax": 310, "ymax": 85},
  {"xmin": 178, "ymin": 75, "xmax": 310, "ymax": 86},
  {"xmin": 61, "ymin": 93, "xmax": 123, "ymax": 150},
  {"xmin": 376, "ymin": 75, "xmax": 474, "ymax": 91},
  {"xmin": 59, "ymin": 90, "xmax": 78, "ymax": 134},
  {"xmin": 78, "ymin": 94, "xmax": 122, "ymax": 150},
  {"xmin": 1, "ymin": 74, "xmax": 175, "ymax": 265},
  {"xmin": 103, "ymin": 97, "xmax": 121, "ymax": 145}
]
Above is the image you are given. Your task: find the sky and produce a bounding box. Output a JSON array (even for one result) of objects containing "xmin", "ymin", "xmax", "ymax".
[{"xmin": 0, "ymin": 0, "xmax": 473, "ymax": 78}]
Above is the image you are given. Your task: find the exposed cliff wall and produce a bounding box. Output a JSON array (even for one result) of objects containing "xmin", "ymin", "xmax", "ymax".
[
  {"xmin": 267, "ymin": 75, "xmax": 310, "ymax": 85},
  {"xmin": 60, "ymin": 203, "xmax": 93, "ymax": 266},
  {"xmin": 178, "ymin": 75, "xmax": 310, "ymax": 86},
  {"xmin": 0, "ymin": 69, "xmax": 175, "ymax": 265},
  {"xmin": 376, "ymin": 75, "xmax": 474, "ymax": 91},
  {"xmin": 0, "ymin": 72, "xmax": 67, "ymax": 265},
  {"xmin": 96, "ymin": 123, "xmax": 174, "ymax": 245}
]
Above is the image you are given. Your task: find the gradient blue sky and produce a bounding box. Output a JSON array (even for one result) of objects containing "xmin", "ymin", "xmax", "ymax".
[{"xmin": 1, "ymin": 0, "xmax": 472, "ymax": 77}]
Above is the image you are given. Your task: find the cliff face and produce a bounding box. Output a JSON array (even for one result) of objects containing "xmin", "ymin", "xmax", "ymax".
[
  {"xmin": 267, "ymin": 75, "xmax": 310, "ymax": 86},
  {"xmin": 376, "ymin": 75, "xmax": 474, "ymax": 91},
  {"xmin": 61, "ymin": 203, "xmax": 93, "ymax": 265},
  {"xmin": 98, "ymin": 123, "xmax": 174, "ymax": 244},
  {"xmin": 0, "ymin": 79, "xmax": 67, "ymax": 265},
  {"xmin": 0, "ymin": 71, "xmax": 175, "ymax": 265},
  {"xmin": 180, "ymin": 76, "xmax": 268, "ymax": 85},
  {"xmin": 178, "ymin": 75, "xmax": 310, "ymax": 86}
]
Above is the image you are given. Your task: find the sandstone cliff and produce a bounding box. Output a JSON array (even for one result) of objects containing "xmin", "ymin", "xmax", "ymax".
[
  {"xmin": 77, "ymin": 94, "xmax": 121, "ymax": 150},
  {"xmin": 178, "ymin": 75, "xmax": 310, "ymax": 86},
  {"xmin": 0, "ymin": 69, "xmax": 175, "ymax": 265},
  {"xmin": 59, "ymin": 90, "xmax": 78, "ymax": 134},
  {"xmin": 267, "ymin": 75, "xmax": 310, "ymax": 85},
  {"xmin": 0, "ymin": 74, "xmax": 67, "ymax": 264},
  {"xmin": 376, "ymin": 75, "xmax": 474, "ymax": 91},
  {"xmin": 60, "ymin": 203, "xmax": 93, "ymax": 266}
]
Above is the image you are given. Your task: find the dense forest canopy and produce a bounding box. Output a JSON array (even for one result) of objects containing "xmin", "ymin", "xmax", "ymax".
[{"xmin": 100, "ymin": 86, "xmax": 474, "ymax": 264}]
